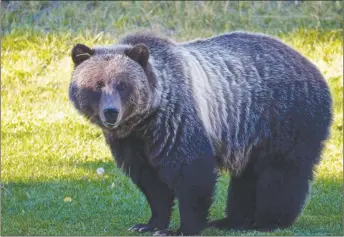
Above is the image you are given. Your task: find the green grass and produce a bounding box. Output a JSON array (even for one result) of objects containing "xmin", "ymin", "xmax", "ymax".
[{"xmin": 1, "ymin": 1, "xmax": 343, "ymax": 236}]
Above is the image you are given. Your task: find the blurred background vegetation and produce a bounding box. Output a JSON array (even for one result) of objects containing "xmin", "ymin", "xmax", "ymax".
[
  {"xmin": 1, "ymin": 1, "xmax": 343, "ymax": 38},
  {"xmin": 1, "ymin": 1, "xmax": 343, "ymax": 236}
]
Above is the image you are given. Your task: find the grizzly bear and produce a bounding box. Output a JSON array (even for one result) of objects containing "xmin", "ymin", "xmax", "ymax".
[{"xmin": 69, "ymin": 31, "xmax": 332, "ymax": 236}]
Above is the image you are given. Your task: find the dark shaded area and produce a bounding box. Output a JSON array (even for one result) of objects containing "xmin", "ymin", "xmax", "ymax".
[{"xmin": 1, "ymin": 165, "xmax": 342, "ymax": 236}]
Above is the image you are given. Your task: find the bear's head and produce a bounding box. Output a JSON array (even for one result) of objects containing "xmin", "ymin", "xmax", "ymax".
[{"xmin": 69, "ymin": 43, "xmax": 158, "ymax": 135}]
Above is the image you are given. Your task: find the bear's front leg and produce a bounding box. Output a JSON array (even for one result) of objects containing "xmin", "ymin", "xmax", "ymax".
[
  {"xmin": 154, "ymin": 157, "xmax": 217, "ymax": 236},
  {"xmin": 128, "ymin": 163, "xmax": 175, "ymax": 233},
  {"xmin": 104, "ymin": 134, "xmax": 175, "ymax": 233}
]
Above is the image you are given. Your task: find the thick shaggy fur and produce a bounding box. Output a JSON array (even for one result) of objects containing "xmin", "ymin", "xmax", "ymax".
[{"xmin": 69, "ymin": 31, "xmax": 332, "ymax": 235}]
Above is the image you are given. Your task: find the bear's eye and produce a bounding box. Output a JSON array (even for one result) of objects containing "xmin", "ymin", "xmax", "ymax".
[
  {"xmin": 117, "ymin": 82, "xmax": 127, "ymax": 93},
  {"xmin": 96, "ymin": 81, "xmax": 104, "ymax": 91}
]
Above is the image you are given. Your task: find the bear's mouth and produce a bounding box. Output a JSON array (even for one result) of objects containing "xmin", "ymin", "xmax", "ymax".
[{"xmin": 103, "ymin": 121, "xmax": 117, "ymax": 128}]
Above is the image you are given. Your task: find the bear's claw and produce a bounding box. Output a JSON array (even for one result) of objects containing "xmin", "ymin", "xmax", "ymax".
[
  {"xmin": 128, "ymin": 223, "xmax": 157, "ymax": 233},
  {"xmin": 153, "ymin": 230, "xmax": 180, "ymax": 236}
]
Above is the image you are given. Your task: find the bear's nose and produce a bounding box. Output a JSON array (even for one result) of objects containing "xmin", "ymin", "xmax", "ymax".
[{"xmin": 103, "ymin": 108, "xmax": 118, "ymax": 124}]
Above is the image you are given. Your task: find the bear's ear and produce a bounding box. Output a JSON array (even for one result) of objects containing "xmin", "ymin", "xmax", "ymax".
[
  {"xmin": 71, "ymin": 44, "xmax": 94, "ymax": 66},
  {"xmin": 125, "ymin": 43, "xmax": 150, "ymax": 67}
]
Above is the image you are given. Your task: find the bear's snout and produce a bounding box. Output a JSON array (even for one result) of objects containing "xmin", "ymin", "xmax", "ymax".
[{"xmin": 103, "ymin": 108, "xmax": 119, "ymax": 124}]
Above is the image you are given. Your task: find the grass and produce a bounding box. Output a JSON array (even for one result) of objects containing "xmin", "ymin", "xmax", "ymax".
[{"xmin": 1, "ymin": 1, "xmax": 343, "ymax": 236}]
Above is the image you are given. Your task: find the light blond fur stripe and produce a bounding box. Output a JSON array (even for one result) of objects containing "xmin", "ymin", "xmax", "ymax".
[
  {"xmin": 176, "ymin": 44, "xmax": 257, "ymax": 175},
  {"xmin": 179, "ymin": 48, "xmax": 219, "ymax": 144}
]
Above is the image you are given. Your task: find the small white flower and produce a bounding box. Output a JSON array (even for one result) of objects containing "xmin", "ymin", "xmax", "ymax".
[{"xmin": 96, "ymin": 167, "xmax": 105, "ymax": 176}]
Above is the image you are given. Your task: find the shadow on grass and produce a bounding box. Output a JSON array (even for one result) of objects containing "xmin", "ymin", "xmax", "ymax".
[{"xmin": 2, "ymin": 163, "xmax": 343, "ymax": 236}]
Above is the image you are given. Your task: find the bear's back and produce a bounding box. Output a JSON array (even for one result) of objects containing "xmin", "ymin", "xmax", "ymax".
[{"xmin": 174, "ymin": 32, "xmax": 332, "ymax": 167}]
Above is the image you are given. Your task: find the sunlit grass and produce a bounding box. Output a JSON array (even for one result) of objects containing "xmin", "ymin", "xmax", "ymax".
[{"xmin": 1, "ymin": 1, "xmax": 343, "ymax": 236}]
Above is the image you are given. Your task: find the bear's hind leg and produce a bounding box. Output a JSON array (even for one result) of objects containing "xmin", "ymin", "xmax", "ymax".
[
  {"xmin": 208, "ymin": 160, "xmax": 257, "ymax": 230},
  {"xmin": 253, "ymin": 161, "xmax": 312, "ymax": 231},
  {"xmin": 128, "ymin": 163, "xmax": 175, "ymax": 233}
]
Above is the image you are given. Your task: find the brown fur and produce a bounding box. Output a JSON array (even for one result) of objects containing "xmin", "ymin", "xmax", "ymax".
[{"xmin": 69, "ymin": 31, "xmax": 332, "ymax": 235}]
